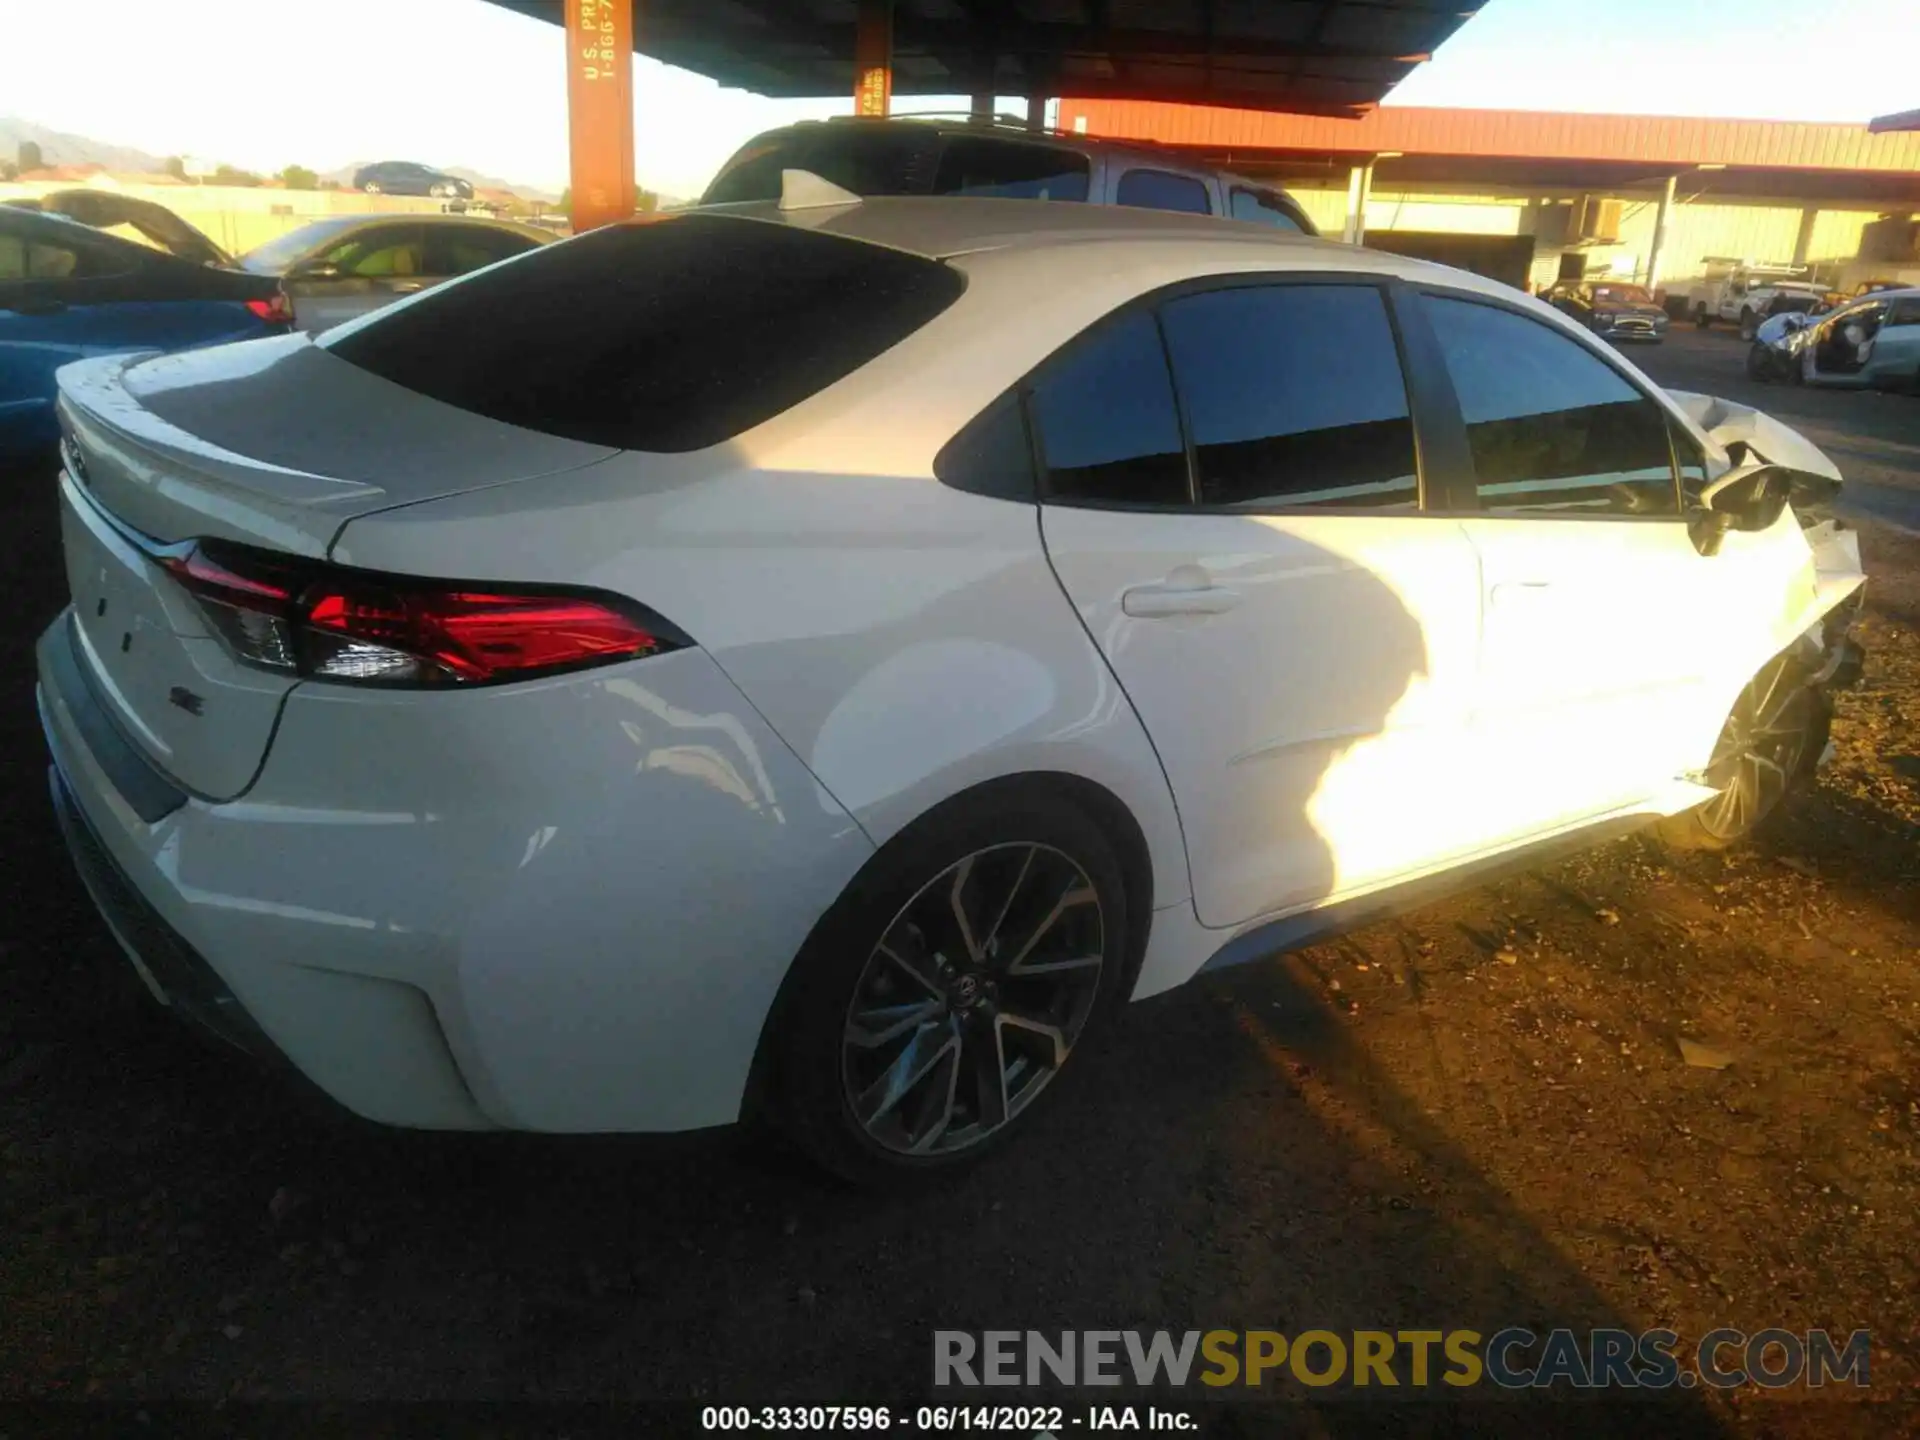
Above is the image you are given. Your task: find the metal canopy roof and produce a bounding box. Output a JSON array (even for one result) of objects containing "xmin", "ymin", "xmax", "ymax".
[{"xmin": 488, "ymin": 1, "xmax": 1487, "ymax": 118}]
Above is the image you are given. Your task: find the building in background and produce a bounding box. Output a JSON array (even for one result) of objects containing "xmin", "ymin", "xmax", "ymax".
[{"xmin": 1061, "ymin": 101, "xmax": 1920, "ymax": 296}]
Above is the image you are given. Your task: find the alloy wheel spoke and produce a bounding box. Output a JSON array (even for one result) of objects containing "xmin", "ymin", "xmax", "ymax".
[
  {"xmin": 846, "ymin": 997, "xmax": 946, "ymax": 1050},
  {"xmin": 968, "ymin": 1023, "xmax": 1011, "ymax": 1133},
  {"xmin": 979, "ymin": 846, "xmax": 1038, "ymax": 960},
  {"xmin": 947, "ymin": 853, "xmax": 985, "ymax": 966},
  {"xmin": 1005, "ymin": 881, "xmax": 1099, "ymax": 975},
  {"xmin": 997, "ymin": 1008, "xmax": 1071, "ymax": 1069},
  {"xmin": 875, "ymin": 940, "xmax": 946, "ymax": 1001},
  {"xmin": 855, "ymin": 1021, "xmax": 960, "ymax": 1128},
  {"xmin": 906, "ymin": 1026, "xmax": 965, "ymax": 1153}
]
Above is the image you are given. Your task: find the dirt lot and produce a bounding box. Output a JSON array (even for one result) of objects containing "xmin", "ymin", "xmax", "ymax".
[{"xmin": 1, "ymin": 325, "xmax": 1917, "ymax": 1435}]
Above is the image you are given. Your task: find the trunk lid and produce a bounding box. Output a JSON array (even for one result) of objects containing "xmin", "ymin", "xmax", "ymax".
[
  {"xmin": 53, "ymin": 335, "xmax": 619, "ymax": 800},
  {"xmin": 56, "ymin": 334, "xmax": 619, "ymax": 554}
]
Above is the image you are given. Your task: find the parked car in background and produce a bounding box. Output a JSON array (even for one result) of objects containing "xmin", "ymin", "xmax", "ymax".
[
  {"xmin": 39, "ymin": 198, "xmax": 1865, "ymax": 1182},
  {"xmin": 7, "ymin": 190, "xmax": 233, "ymax": 268},
  {"xmin": 1746, "ymin": 287, "xmax": 1920, "ymax": 390},
  {"xmin": 701, "ymin": 115, "xmax": 1317, "ymax": 233},
  {"xmin": 1687, "ymin": 260, "xmax": 1826, "ymax": 338},
  {"xmin": 1544, "ymin": 278, "xmax": 1668, "ymax": 342},
  {"xmin": 237, "ymin": 214, "xmax": 551, "ymax": 331},
  {"xmin": 0, "ymin": 206, "xmax": 288, "ymax": 457},
  {"xmin": 351, "ymin": 161, "xmax": 474, "ymax": 200}
]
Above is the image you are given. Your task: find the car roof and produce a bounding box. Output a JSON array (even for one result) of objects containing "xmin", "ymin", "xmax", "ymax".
[
  {"xmin": 684, "ymin": 194, "xmax": 1499, "ymax": 292},
  {"xmin": 737, "ymin": 115, "xmax": 1287, "ymax": 185}
]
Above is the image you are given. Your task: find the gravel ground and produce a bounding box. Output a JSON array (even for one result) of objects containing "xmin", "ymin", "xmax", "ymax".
[{"xmin": 1, "ymin": 326, "xmax": 1916, "ymax": 1436}]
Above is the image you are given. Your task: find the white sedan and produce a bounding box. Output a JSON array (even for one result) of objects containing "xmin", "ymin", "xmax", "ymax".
[{"xmin": 38, "ymin": 189, "xmax": 1866, "ymax": 1182}]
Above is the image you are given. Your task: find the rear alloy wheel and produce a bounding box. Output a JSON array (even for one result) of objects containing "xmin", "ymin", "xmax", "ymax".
[
  {"xmin": 362, "ymin": 181, "xmax": 382, "ymax": 194},
  {"xmin": 1657, "ymin": 654, "xmax": 1826, "ymax": 851},
  {"xmin": 765, "ymin": 795, "xmax": 1128, "ymax": 1183},
  {"xmin": 1694, "ymin": 306, "xmax": 1711, "ymax": 329}
]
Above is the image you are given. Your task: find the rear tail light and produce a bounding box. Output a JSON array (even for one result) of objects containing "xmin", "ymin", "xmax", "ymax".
[
  {"xmin": 159, "ymin": 540, "xmax": 683, "ymax": 687},
  {"xmin": 245, "ymin": 291, "xmax": 295, "ymax": 325}
]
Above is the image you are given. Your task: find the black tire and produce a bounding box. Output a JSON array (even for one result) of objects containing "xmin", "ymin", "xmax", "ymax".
[
  {"xmin": 760, "ymin": 786, "xmax": 1133, "ymax": 1186},
  {"xmin": 1745, "ymin": 342, "xmax": 1776, "ymax": 382},
  {"xmin": 1655, "ymin": 653, "xmax": 1827, "ymax": 852},
  {"xmin": 1693, "ymin": 306, "xmax": 1711, "ymax": 329},
  {"xmin": 1739, "ymin": 306, "xmax": 1758, "ymax": 341}
]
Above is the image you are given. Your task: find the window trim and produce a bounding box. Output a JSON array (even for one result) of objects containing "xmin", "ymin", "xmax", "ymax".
[
  {"xmin": 1402, "ymin": 283, "xmax": 1690, "ymax": 523},
  {"xmin": 970, "ymin": 270, "xmax": 1459, "ymax": 519},
  {"xmin": 1226, "ymin": 183, "xmax": 1312, "ymax": 235}
]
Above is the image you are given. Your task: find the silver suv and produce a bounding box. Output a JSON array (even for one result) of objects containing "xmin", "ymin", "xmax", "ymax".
[{"xmin": 701, "ymin": 115, "xmax": 1316, "ymax": 235}]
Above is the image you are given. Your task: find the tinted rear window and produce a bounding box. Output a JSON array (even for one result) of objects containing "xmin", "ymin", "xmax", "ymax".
[
  {"xmin": 703, "ymin": 128, "xmax": 940, "ymax": 204},
  {"xmin": 321, "ymin": 214, "xmax": 965, "ymax": 452}
]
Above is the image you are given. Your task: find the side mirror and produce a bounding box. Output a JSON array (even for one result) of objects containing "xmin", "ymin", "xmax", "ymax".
[
  {"xmin": 1689, "ymin": 462, "xmax": 1815, "ymax": 554},
  {"xmin": 288, "ymin": 260, "xmax": 342, "ymax": 282}
]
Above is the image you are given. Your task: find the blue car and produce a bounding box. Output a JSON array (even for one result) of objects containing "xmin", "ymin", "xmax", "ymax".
[{"xmin": 1, "ymin": 203, "xmax": 292, "ymax": 458}]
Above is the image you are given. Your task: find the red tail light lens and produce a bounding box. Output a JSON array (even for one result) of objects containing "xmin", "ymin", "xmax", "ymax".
[
  {"xmin": 245, "ymin": 292, "xmax": 294, "ymax": 325},
  {"xmin": 160, "ymin": 541, "xmax": 682, "ymax": 687}
]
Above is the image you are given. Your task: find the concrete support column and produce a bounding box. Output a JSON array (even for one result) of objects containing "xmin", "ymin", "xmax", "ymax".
[
  {"xmin": 564, "ymin": 0, "xmax": 636, "ymax": 232},
  {"xmin": 970, "ymin": 91, "xmax": 995, "ymax": 123},
  {"xmin": 1646, "ymin": 173, "xmax": 1677, "ymax": 295},
  {"xmin": 1026, "ymin": 87, "xmax": 1049, "ymax": 132},
  {"xmin": 854, "ymin": 0, "xmax": 893, "ymax": 116},
  {"xmin": 1792, "ymin": 206, "xmax": 1820, "ymax": 268},
  {"xmin": 1341, "ymin": 158, "xmax": 1375, "ymax": 245}
]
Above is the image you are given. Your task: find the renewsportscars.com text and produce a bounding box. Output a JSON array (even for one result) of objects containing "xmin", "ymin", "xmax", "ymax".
[{"xmin": 933, "ymin": 1328, "xmax": 1870, "ymax": 1391}]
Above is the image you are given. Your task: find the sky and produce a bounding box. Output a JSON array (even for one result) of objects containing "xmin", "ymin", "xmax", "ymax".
[{"xmin": 0, "ymin": 0, "xmax": 1915, "ymax": 201}]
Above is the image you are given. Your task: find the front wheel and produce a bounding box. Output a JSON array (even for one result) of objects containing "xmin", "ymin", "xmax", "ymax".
[
  {"xmin": 1745, "ymin": 342, "xmax": 1777, "ymax": 381},
  {"xmin": 762, "ymin": 790, "xmax": 1130, "ymax": 1185},
  {"xmin": 1656, "ymin": 654, "xmax": 1827, "ymax": 851}
]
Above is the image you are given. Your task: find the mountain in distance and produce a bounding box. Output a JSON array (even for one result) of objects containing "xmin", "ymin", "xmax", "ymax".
[
  {"xmin": 0, "ymin": 116, "xmax": 173, "ymax": 174},
  {"xmin": 1, "ymin": 117, "xmax": 560, "ymax": 200}
]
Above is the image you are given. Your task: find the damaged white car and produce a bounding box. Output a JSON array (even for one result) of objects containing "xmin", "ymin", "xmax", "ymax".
[{"xmin": 38, "ymin": 197, "xmax": 1866, "ymax": 1180}]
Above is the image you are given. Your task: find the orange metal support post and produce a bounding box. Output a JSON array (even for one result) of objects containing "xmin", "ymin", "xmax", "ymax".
[
  {"xmin": 855, "ymin": 0, "xmax": 893, "ymax": 116},
  {"xmin": 566, "ymin": 0, "xmax": 636, "ymax": 231}
]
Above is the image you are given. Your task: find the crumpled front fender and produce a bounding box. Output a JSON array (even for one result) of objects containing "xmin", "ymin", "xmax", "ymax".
[{"xmin": 1664, "ymin": 390, "xmax": 1842, "ymax": 481}]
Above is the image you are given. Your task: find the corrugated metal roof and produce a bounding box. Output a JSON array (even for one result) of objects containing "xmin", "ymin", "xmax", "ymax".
[
  {"xmin": 488, "ymin": 1, "xmax": 1487, "ymax": 118},
  {"xmin": 1063, "ymin": 100, "xmax": 1920, "ymax": 175}
]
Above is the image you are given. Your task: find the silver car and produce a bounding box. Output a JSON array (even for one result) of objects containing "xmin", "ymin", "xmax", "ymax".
[
  {"xmin": 1748, "ymin": 287, "xmax": 1920, "ymax": 390},
  {"xmin": 701, "ymin": 115, "xmax": 1316, "ymax": 234},
  {"xmin": 238, "ymin": 214, "xmax": 552, "ymax": 332}
]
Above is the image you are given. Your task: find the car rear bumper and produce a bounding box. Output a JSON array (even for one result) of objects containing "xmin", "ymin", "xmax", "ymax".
[{"xmin": 38, "ymin": 609, "xmax": 875, "ymax": 1133}]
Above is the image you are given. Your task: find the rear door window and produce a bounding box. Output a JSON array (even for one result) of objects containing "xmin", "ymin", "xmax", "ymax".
[
  {"xmin": 702, "ymin": 127, "xmax": 940, "ymax": 203},
  {"xmin": 1227, "ymin": 187, "xmax": 1303, "ymax": 232},
  {"xmin": 1159, "ymin": 284, "xmax": 1419, "ymax": 510},
  {"xmin": 932, "ymin": 138, "xmax": 1090, "ymax": 201},
  {"xmin": 1028, "ymin": 309, "xmax": 1189, "ymax": 507},
  {"xmin": 1115, "ymin": 169, "xmax": 1212, "ymax": 215},
  {"xmin": 322, "ymin": 214, "xmax": 965, "ymax": 452}
]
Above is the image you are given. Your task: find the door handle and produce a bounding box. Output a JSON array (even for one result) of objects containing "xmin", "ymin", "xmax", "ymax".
[
  {"xmin": 1490, "ymin": 580, "xmax": 1554, "ymax": 607},
  {"xmin": 1122, "ymin": 576, "xmax": 1242, "ymax": 618}
]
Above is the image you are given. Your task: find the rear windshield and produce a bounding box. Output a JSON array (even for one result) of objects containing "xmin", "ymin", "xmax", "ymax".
[
  {"xmin": 321, "ymin": 214, "xmax": 965, "ymax": 452},
  {"xmin": 704, "ymin": 128, "xmax": 1090, "ymax": 205}
]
